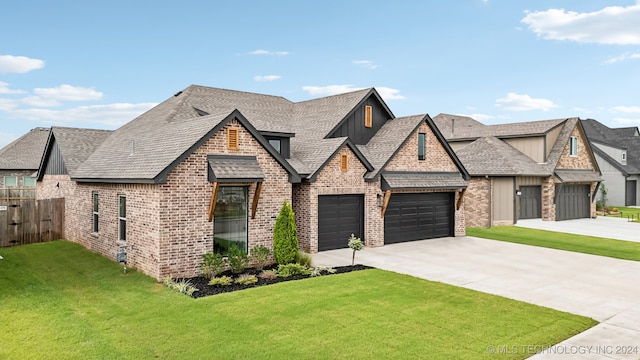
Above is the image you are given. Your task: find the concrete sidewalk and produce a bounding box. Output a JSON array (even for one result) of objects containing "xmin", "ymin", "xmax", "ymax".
[
  {"xmin": 516, "ymin": 217, "xmax": 639, "ymax": 243},
  {"xmin": 314, "ymin": 237, "xmax": 640, "ymax": 360}
]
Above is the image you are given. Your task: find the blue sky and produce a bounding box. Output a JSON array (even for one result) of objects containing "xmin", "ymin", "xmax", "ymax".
[{"xmin": 1, "ymin": 1, "xmax": 640, "ymax": 148}]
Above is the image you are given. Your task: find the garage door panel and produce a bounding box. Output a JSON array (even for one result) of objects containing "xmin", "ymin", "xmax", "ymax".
[
  {"xmin": 556, "ymin": 185, "xmax": 590, "ymax": 221},
  {"xmin": 318, "ymin": 195, "xmax": 364, "ymax": 251},
  {"xmin": 384, "ymin": 192, "xmax": 453, "ymax": 244}
]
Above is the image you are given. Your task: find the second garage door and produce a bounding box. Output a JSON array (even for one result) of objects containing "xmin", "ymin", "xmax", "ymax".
[
  {"xmin": 318, "ymin": 195, "xmax": 364, "ymax": 251},
  {"xmin": 556, "ymin": 184, "xmax": 590, "ymax": 221},
  {"xmin": 384, "ymin": 192, "xmax": 453, "ymax": 244}
]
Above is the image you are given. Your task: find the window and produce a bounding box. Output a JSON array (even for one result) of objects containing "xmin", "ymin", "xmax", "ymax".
[
  {"xmin": 364, "ymin": 105, "xmax": 372, "ymax": 128},
  {"xmin": 227, "ymin": 127, "xmax": 239, "ymax": 150},
  {"xmin": 118, "ymin": 195, "xmax": 126, "ymax": 242},
  {"xmin": 569, "ymin": 136, "xmax": 578, "ymax": 156},
  {"xmin": 23, "ymin": 176, "xmax": 36, "ymax": 187},
  {"xmin": 4, "ymin": 176, "xmax": 17, "ymax": 187},
  {"xmin": 214, "ymin": 186, "xmax": 248, "ymax": 255},
  {"xmin": 340, "ymin": 154, "xmax": 348, "ymax": 172},
  {"xmin": 92, "ymin": 193, "xmax": 99, "ymax": 233},
  {"xmin": 418, "ymin": 133, "xmax": 426, "ymax": 160},
  {"xmin": 622, "ymin": 152, "xmax": 627, "ymax": 161},
  {"xmin": 268, "ymin": 139, "xmax": 281, "ymax": 153}
]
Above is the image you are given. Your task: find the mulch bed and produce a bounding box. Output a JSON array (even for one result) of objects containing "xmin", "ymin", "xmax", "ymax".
[{"xmin": 183, "ymin": 264, "xmax": 372, "ymax": 299}]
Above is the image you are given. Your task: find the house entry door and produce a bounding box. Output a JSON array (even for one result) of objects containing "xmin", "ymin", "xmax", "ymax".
[{"xmin": 213, "ymin": 186, "xmax": 248, "ymax": 255}]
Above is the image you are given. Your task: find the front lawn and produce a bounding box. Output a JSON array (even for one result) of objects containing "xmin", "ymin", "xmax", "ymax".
[
  {"xmin": 0, "ymin": 241, "xmax": 596, "ymax": 359},
  {"xmin": 468, "ymin": 226, "xmax": 640, "ymax": 261},
  {"xmin": 604, "ymin": 206, "xmax": 640, "ymax": 222}
]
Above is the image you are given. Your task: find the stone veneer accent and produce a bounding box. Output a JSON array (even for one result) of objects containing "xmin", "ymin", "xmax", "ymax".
[
  {"xmin": 556, "ymin": 127, "xmax": 596, "ymax": 170},
  {"xmin": 38, "ymin": 119, "xmax": 291, "ymax": 280}
]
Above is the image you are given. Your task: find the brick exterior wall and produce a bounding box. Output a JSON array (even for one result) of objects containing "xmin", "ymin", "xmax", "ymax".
[
  {"xmin": 294, "ymin": 122, "xmax": 466, "ymax": 253},
  {"xmin": 38, "ymin": 118, "xmax": 291, "ymax": 280},
  {"xmin": 464, "ymin": 177, "xmax": 490, "ymax": 227}
]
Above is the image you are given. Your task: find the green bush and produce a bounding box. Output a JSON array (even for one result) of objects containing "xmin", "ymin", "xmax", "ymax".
[
  {"xmin": 163, "ymin": 277, "xmax": 198, "ymax": 296},
  {"xmin": 276, "ymin": 263, "xmax": 311, "ymax": 277},
  {"xmin": 295, "ymin": 251, "xmax": 313, "ymax": 267},
  {"xmin": 273, "ymin": 201, "xmax": 298, "ymax": 264},
  {"xmin": 227, "ymin": 245, "xmax": 249, "ymax": 274},
  {"xmin": 310, "ymin": 266, "xmax": 336, "ymax": 277},
  {"xmin": 200, "ymin": 252, "xmax": 225, "ymax": 279},
  {"xmin": 235, "ymin": 274, "xmax": 258, "ymax": 285},
  {"xmin": 250, "ymin": 245, "xmax": 271, "ymax": 270},
  {"xmin": 208, "ymin": 275, "xmax": 233, "ymax": 286}
]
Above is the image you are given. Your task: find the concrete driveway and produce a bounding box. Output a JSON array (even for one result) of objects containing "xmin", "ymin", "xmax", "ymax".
[
  {"xmin": 313, "ymin": 237, "xmax": 640, "ymax": 359},
  {"xmin": 516, "ymin": 216, "xmax": 639, "ymax": 243}
]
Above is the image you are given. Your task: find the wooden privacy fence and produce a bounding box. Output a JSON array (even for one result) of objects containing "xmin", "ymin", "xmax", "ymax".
[{"xmin": 0, "ymin": 198, "xmax": 65, "ymax": 247}]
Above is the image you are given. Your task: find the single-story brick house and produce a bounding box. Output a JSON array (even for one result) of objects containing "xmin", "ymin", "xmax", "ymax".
[
  {"xmin": 37, "ymin": 85, "xmax": 469, "ymax": 280},
  {"xmin": 433, "ymin": 114, "xmax": 601, "ymax": 227},
  {"xmin": 0, "ymin": 127, "xmax": 50, "ymax": 199},
  {"xmin": 581, "ymin": 119, "xmax": 640, "ymax": 206}
]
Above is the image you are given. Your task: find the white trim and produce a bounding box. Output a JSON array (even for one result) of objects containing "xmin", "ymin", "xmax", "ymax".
[{"xmin": 118, "ymin": 195, "xmax": 126, "ymax": 242}]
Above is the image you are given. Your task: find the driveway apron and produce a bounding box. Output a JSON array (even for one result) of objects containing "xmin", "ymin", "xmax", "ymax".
[{"xmin": 313, "ymin": 236, "xmax": 640, "ymax": 359}]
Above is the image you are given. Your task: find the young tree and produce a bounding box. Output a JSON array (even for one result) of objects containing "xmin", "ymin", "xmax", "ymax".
[
  {"xmin": 273, "ymin": 201, "xmax": 298, "ymax": 264},
  {"xmin": 348, "ymin": 233, "xmax": 364, "ymax": 266}
]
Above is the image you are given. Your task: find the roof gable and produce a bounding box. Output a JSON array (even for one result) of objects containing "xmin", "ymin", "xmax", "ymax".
[{"xmin": 0, "ymin": 128, "xmax": 50, "ymax": 170}]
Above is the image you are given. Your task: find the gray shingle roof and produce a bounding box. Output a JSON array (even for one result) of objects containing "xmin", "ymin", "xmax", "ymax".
[
  {"xmin": 0, "ymin": 128, "xmax": 50, "ymax": 170},
  {"xmin": 582, "ymin": 119, "xmax": 640, "ymax": 175},
  {"xmin": 381, "ymin": 172, "xmax": 467, "ymax": 190},
  {"xmin": 207, "ymin": 155, "xmax": 264, "ymax": 182},
  {"xmin": 48, "ymin": 127, "xmax": 112, "ymax": 176},
  {"xmin": 455, "ymin": 136, "xmax": 548, "ymax": 176},
  {"xmin": 433, "ymin": 113, "xmax": 565, "ymax": 141},
  {"xmin": 555, "ymin": 169, "xmax": 602, "ymax": 183}
]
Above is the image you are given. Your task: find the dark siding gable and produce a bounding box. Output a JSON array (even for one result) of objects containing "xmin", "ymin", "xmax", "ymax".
[
  {"xmin": 44, "ymin": 138, "xmax": 68, "ymax": 175},
  {"xmin": 327, "ymin": 95, "xmax": 391, "ymax": 145}
]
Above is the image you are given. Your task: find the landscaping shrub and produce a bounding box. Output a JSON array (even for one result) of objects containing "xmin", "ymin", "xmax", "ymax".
[
  {"xmin": 250, "ymin": 245, "xmax": 271, "ymax": 270},
  {"xmin": 276, "ymin": 263, "xmax": 311, "ymax": 277},
  {"xmin": 163, "ymin": 277, "xmax": 198, "ymax": 296},
  {"xmin": 273, "ymin": 201, "xmax": 298, "ymax": 264},
  {"xmin": 310, "ymin": 266, "xmax": 336, "ymax": 277},
  {"xmin": 227, "ymin": 245, "xmax": 249, "ymax": 274},
  {"xmin": 295, "ymin": 251, "xmax": 313, "ymax": 267},
  {"xmin": 208, "ymin": 276, "xmax": 233, "ymax": 286},
  {"xmin": 347, "ymin": 233, "xmax": 364, "ymax": 265},
  {"xmin": 258, "ymin": 270, "xmax": 278, "ymax": 280},
  {"xmin": 200, "ymin": 252, "xmax": 225, "ymax": 279},
  {"xmin": 235, "ymin": 274, "xmax": 258, "ymax": 285}
]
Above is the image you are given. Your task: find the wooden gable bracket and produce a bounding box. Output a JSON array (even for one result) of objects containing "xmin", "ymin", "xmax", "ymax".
[
  {"xmin": 380, "ymin": 190, "xmax": 392, "ymax": 218},
  {"xmin": 208, "ymin": 182, "xmax": 219, "ymax": 222},
  {"xmin": 251, "ymin": 182, "xmax": 263, "ymax": 219},
  {"xmin": 456, "ymin": 189, "xmax": 466, "ymax": 210}
]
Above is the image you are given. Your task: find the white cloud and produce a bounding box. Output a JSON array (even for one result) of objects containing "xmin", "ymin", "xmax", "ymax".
[
  {"xmin": 0, "ymin": 98, "xmax": 19, "ymax": 111},
  {"xmin": 254, "ymin": 75, "xmax": 281, "ymax": 82},
  {"xmin": 496, "ymin": 92, "xmax": 558, "ymax": 111},
  {"xmin": 302, "ymin": 85, "xmax": 364, "ymax": 96},
  {"xmin": 458, "ymin": 113, "xmax": 494, "ymax": 122},
  {"xmin": 0, "ymin": 132, "xmax": 18, "ymax": 149},
  {"xmin": 611, "ymin": 105, "xmax": 640, "ymax": 113},
  {"xmin": 376, "ymin": 87, "xmax": 405, "ymax": 100},
  {"xmin": 605, "ymin": 52, "xmax": 640, "ymax": 64},
  {"xmin": 248, "ymin": 49, "xmax": 289, "ymax": 56},
  {"xmin": 9, "ymin": 103, "xmax": 157, "ymax": 127},
  {"xmin": 521, "ymin": 3, "xmax": 640, "ymax": 44},
  {"xmin": 18, "ymin": 84, "xmax": 104, "ymax": 107},
  {"xmin": 613, "ymin": 117, "xmax": 640, "ymax": 125},
  {"xmin": 0, "ymin": 81, "xmax": 26, "ymax": 95},
  {"xmin": 0, "ymin": 55, "xmax": 45, "ymax": 73},
  {"xmin": 352, "ymin": 60, "xmax": 379, "ymax": 70}
]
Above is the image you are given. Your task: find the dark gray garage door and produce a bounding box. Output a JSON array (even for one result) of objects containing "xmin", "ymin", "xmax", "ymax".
[
  {"xmin": 519, "ymin": 186, "xmax": 541, "ymax": 219},
  {"xmin": 384, "ymin": 192, "xmax": 453, "ymax": 244},
  {"xmin": 626, "ymin": 180, "xmax": 637, "ymax": 206},
  {"xmin": 556, "ymin": 184, "xmax": 590, "ymax": 221},
  {"xmin": 318, "ymin": 195, "xmax": 364, "ymax": 251}
]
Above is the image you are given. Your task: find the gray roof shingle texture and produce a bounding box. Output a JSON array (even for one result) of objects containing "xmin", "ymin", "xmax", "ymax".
[
  {"xmin": 454, "ymin": 136, "xmax": 548, "ymax": 176},
  {"xmin": 50, "ymin": 127, "xmax": 112, "ymax": 176},
  {"xmin": 382, "ymin": 172, "xmax": 467, "ymax": 190},
  {"xmin": 0, "ymin": 128, "xmax": 50, "ymax": 170},
  {"xmin": 208, "ymin": 156, "xmax": 264, "ymax": 182},
  {"xmin": 555, "ymin": 169, "xmax": 602, "ymax": 182},
  {"xmin": 582, "ymin": 119, "xmax": 640, "ymax": 174},
  {"xmin": 433, "ymin": 113, "xmax": 565, "ymax": 141}
]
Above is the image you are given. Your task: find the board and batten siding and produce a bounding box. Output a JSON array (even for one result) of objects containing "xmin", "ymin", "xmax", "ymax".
[
  {"xmin": 44, "ymin": 139, "xmax": 68, "ymax": 175},
  {"xmin": 449, "ymin": 141, "xmax": 473, "ymax": 151},
  {"xmin": 516, "ymin": 176, "xmax": 544, "ymax": 187},
  {"xmin": 545, "ymin": 124, "xmax": 564, "ymax": 159},
  {"xmin": 328, "ymin": 96, "xmax": 390, "ymax": 145},
  {"xmin": 503, "ymin": 137, "xmax": 545, "ymax": 163},
  {"xmin": 492, "ymin": 177, "xmax": 514, "ymax": 225}
]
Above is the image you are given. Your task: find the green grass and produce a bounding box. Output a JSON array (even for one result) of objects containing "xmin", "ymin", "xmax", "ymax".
[
  {"xmin": 604, "ymin": 206, "xmax": 640, "ymax": 222},
  {"xmin": 0, "ymin": 241, "xmax": 596, "ymax": 359},
  {"xmin": 468, "ymin": 226, "xmax": 640, "ymax": 261}
]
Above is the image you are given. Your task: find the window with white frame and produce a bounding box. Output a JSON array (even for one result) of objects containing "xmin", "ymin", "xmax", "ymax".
[
  {"xmin": 23, "ymin": 176, "xmax": 36, "ymax": 187},
  {"xmin": 93, "ymin": 193, "xmax": 99, "ymax": 233},
  {"xmin": 118, "ymin": 195, "xmax": 126, "ymax": 241},
  {"xmin": 569, "ymin": 136, "xmax": 578, "ymax": 156},
  {"xmin": 4, "ymin": 176, "xmax": 17, "ymax": 187}
]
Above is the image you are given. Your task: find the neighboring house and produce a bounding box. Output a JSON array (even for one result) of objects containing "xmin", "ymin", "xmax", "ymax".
[
  {"xmin": 0, "ymin": 127, "xmax": 50, "ymax": 200},
  {"xmin": 581, "ymin": 119, "xmax": 640, "ymax": 206},
  {"xmin": 37, "ymin": 85, "xmax": 469, "ymax": 280},
  {"xmin": 433, "ymin": 114, "xmax": 601, "ymax": 227}
]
